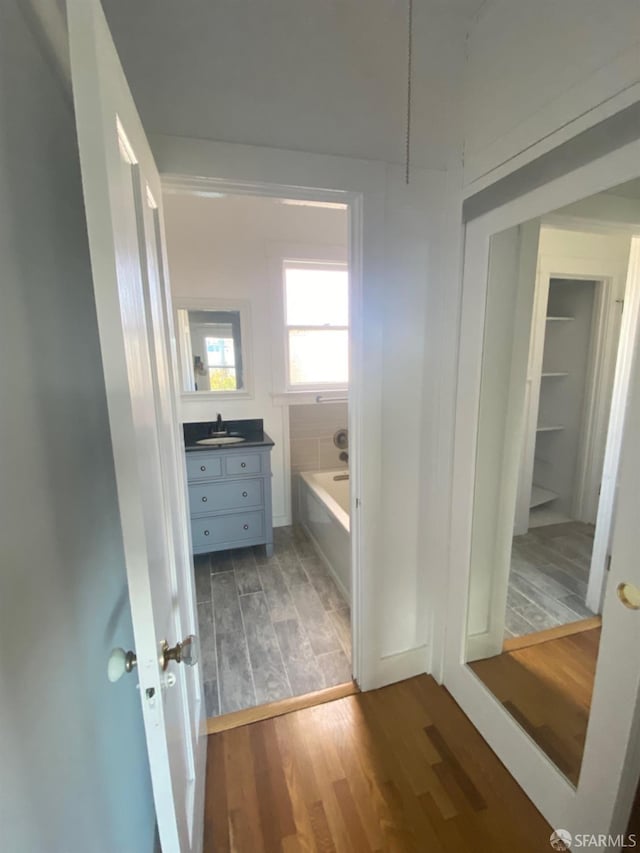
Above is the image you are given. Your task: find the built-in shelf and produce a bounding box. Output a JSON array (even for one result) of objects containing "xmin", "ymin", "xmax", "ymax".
[
  {"xmin": 536, "ymin": 425, "xmax": 565, "ymax": 432},
  {"xmin": 541, "ymin": 371, "xmax": 569, "ymax": 378},
  {"xmin": 530, "ymin": 484, "xmax": 559, "ymax": 509},
  {"xmin": 546, "ymin": 315, "xmax": 574, "ymax": 322}
]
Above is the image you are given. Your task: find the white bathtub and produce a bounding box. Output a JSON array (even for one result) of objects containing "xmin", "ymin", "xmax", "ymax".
[{"xmin": 298, "ymin": 469, "xmax": 351, "ymax": 603}]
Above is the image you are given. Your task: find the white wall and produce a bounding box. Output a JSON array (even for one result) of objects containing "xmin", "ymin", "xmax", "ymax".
[
  {"xmin": 0, "ymin": 4, "xmax": 156, "ymax": 851},
  {"xmin": 463, "ymin": 0, "xmax": 640, "ymax": 188},
  {"xmin": 101, "ymin": 0, "xmax": 475, "ymax": 681},
  {"xmin": 164, "ymin": 192, "xmax": 348, "ymax": 526},
  {"xmin": 101, "ymin": 0, "xmax": 640, "ymax": 684}
]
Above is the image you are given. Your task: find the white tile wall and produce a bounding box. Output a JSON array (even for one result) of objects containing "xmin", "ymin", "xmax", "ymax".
[
  {"xmin": 289, "ymin": 402, "xmax": 349, "ymax": 520},
  {"xmin": 289, "ymin": 402, "xmax": 349, "ymax": 472}
]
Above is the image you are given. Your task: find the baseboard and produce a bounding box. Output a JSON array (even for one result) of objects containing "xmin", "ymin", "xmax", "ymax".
[
  {"xmin": 465, "ymin": 632, "xmax": 503, "ymax": 663},
  {"xmin": 370, "ymin": 645, "xmax": 429, "ymax": 690},
  {"xmin": 273, "ymin": 514, "xmax": 291, "ymax": 528}
]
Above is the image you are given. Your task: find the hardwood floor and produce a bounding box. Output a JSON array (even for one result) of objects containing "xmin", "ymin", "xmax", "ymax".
[
  {"xmin": 203, "ymin": 674, "xmax": 551, "ymax": 852},
  {"xmin": 471, "ymin": 627, "xmax": 601, "ymax": 786}
]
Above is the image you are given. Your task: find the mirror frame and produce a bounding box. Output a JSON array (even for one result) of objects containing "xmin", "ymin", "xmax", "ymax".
[
  {"xmin": 443, "ymin": 140, "xmax": 640, "ymax": 836},
  {"xmin": 174, "ymin": 296, "xmax": 254, "ymax": 400}
]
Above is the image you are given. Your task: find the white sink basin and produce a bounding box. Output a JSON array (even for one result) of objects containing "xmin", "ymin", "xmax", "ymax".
[{"xmin": 196, "ymin": 436, "xmax": 246, "ymax": 446}]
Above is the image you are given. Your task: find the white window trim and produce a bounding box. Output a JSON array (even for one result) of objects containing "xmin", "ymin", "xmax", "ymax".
[
  {"xmin": 282, "ymin": 259, "xmax": 350, "ymax": 392},
  {"xmin": 174, "ymin": 295, "xmax": 254, "ymax": 400}
]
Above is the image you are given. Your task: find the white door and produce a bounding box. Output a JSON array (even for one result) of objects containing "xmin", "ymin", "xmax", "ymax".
[
  {"xmin": 66, "ymin": 1, "xmax": 205, "ymax": 850},
  {"xmin": 445, "ymin": 143, "xmax": 640, "ymax": 841}
]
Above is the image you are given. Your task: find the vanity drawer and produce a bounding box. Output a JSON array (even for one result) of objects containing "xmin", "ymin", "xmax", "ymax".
[
  {"xmin": 191, "ymin": 511, "xmax": 265, "ymax": 549},
  {"xmin": 224, "ymin": 453, "xmax": 262, "ymax": 476},
  {"xmin": 189, "ymin": 478, "xmax": 263, "ymax": 514},
  {"xmin": 185, "ymin": 453, "xmax": 222, "ymax": 481}
]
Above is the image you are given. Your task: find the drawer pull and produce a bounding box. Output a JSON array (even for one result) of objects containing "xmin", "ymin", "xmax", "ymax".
[
  {"xmin": 203, "ymin": 530, "xmax": 210, "ymax": 536},
  {"xmin": 242, "ymin": 491, "xmax": 248, "ymax": 498},
  {"xmin": 200, "ymin": 465, "xmax": 206, "ymax": 472},
  {"xmin": 241, "ymin": 462, "xmax": 247, "ymax": 469},
  {"xmin": 201, "ymin": 496, "xmax": 207, "ymax": 502},
  {"xmin": 243, "ymin": 524, "xmax": 249, "ymax": 530}
]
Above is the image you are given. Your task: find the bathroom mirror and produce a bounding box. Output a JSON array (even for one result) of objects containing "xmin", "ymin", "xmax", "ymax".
[
  {"xmin": 463, "ymin": 177, "xmax": 640, "ymax": 786},
  {"xmin": 176, "ymin": 300, "xmax": 251, "ymax": 396}
]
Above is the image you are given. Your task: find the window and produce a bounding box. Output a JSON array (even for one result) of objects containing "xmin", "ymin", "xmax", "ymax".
[
  {"xmin": 284, "ymin": 263, "xmax": 349, "ymax": 388},
  {"xmin": 204, "ymin": 326, "xmax": 237, "ymax": 390}
]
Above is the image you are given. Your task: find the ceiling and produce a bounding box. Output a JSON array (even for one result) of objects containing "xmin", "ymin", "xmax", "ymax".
[
  {"xmin": 101, "ymin": 0, "xmax": 481, "ymax": 169},
  {"xmin": 607, "ymin": 177, "xmax": 640, "ymax": 200}
]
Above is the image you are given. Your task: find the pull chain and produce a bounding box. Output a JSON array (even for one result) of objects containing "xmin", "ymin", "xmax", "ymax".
[{"xmin": 405, "ymin": 0, "xmax": 413, "ymax": 185}]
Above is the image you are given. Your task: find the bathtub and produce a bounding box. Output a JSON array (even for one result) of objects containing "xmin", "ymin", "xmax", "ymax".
[{"xmin": 298, "ymin": 469, "xmax": 351, "ymax": 603}]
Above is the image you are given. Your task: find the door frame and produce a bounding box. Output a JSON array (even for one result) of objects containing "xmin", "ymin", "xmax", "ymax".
[
  {"xmin": 445, "ymin": 136, "xmax": 640, "ymax": 834},
  {"xmin": 161, "ymin": 174, "xmax": 365, "ymax": 688}
]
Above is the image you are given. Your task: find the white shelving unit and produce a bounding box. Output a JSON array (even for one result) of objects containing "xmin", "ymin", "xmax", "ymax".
[{"xmin": 523, "ymin": 278, "xmax": 598, "ymax": 525}]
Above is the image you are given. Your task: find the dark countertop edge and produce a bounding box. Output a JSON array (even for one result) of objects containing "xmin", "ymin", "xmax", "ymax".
[{"xmin": 184, "ymin": 432, "xmax": 275, "ymax": 452}]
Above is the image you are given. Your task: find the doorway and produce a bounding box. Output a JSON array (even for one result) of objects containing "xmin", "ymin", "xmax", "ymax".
[{"xmin": 161, "ymin": 184, "xmax": 361, "ymax": 723}]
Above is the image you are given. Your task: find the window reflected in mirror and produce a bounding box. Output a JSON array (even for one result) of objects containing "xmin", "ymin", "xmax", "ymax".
[
  {"xmin": 464, "ymin": 176, "xmax": 640, "ymax": 786},
  {"xmin": 177, "ymin": 308, "xmax": 246, "ymax": 394}
]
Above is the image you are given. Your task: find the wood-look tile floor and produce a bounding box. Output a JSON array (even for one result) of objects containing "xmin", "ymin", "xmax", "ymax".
[
  {"xmin": 471, "ymin": 627, "xmax": 601, "ymax": 786},
  {"xmin": 196, "ymin": 525, "xmax": 351, "ymax": 717},
  {"xmin": 203, "ymin": 674, "xmax": 552, "ymax": 852},
  {"xmin": 506, "ymin": 521, "xmax": 596, "ymax": 638}
]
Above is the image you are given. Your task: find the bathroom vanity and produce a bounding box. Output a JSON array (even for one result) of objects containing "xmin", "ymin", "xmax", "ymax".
[{"xmin": 183, "ymin": 419, "xmax": 274, "ymax": 557}]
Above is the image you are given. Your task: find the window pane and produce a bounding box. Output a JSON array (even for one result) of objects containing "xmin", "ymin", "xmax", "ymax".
[
  {"xmin": 205, "ymin": 335, "xmax": 235, "ymax": 368},
  {"xmin": 208, "ymin": 368, "xmax": 237, "ymax": 391},
  {"xmin": 288, "ymin": 329, "xmax": 348, "ymax": 385},
  {"xmin": 285, "ymin": 267, "xmax": 348, "ymax": 326}
]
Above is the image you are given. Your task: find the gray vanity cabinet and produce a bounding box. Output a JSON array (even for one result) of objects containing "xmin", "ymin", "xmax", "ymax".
[{"xmin": 186, "ymin": 445, "xmax": 274, "ymax": 557}]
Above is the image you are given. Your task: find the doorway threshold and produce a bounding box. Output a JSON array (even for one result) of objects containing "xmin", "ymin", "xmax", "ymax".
[
  {"xmin": 503, "ymin": 615, "xmax": 602, "ymax": 653},
  {"xmin": 206, "ymin": 680, "xmax": 359, "ymax": 735}
]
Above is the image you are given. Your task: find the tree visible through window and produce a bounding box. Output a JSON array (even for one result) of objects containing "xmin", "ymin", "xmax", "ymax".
[
  {"xmin": 284, "ymin": 263, "xmax": 349, "ymax": 388},
  {"xmin": 205, "ymin": 331, "xmax": 237, "ymax": 390}
]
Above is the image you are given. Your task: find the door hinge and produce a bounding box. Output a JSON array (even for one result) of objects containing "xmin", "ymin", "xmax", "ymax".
[
  {"xmin": 355, "ymin": 497, "xmax": 361, "ymax": 509},
  {"xmin": 606, "ymin": 554, "xmax": 612, "ymax": 573}
]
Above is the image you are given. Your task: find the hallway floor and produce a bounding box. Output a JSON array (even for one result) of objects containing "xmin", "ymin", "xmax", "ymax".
[
  {"xmin": 203, "ymin": 674, "xmax": 552, "ymax": 852},
  {"xmin": 506, "ymin": 521, "xmax": 596, "ymax": 638},
  {"xmin": 195, "ymin": 525, "xmax": 351, "ymax": 717}
]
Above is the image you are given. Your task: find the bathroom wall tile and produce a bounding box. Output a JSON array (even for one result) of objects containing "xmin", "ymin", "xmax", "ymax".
[
  {"xmin": 240, "ymin": 593, "xmax": 292, "ymax": 705},
  {"xmin": 289, "ymin": 402, "xmax": 348, "ymax": 440},
  {"xmin": 318, "ymin": 438, "xmax": 348, "ymax": 471},
  {"xmin": 290, "ymin": 438, "xmax": 318, "ymax": 472}
]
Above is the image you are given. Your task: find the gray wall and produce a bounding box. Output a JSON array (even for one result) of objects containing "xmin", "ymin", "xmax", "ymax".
[{"xmin": 0, "ymin": 4, "xmax": 156, "ymax": 851}]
